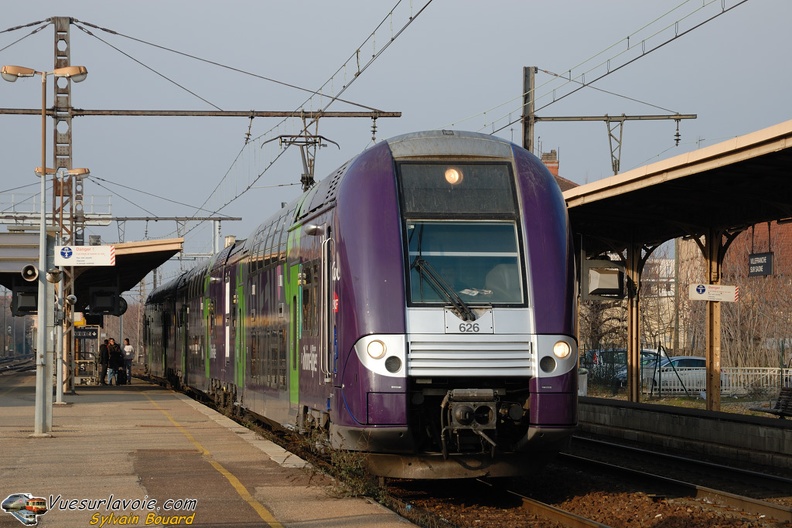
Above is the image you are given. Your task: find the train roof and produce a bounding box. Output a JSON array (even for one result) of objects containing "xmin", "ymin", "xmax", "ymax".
[{"xmin": 385, "ymin": 130, "xmax": 516, "ymax": 160}]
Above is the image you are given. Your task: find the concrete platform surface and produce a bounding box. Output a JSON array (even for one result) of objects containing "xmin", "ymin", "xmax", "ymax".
[{"xmin": 0, "ymin": 370, "xmax": 416, "ymax": 527}]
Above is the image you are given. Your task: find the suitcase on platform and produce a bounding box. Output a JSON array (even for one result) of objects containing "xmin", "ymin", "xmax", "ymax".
[{"xmin": 116, "ymin": 369, "xmax": 127, "ymax": 385}]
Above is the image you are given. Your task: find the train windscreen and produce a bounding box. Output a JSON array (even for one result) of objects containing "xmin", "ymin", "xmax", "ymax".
[{"xmin": 398, "ymin": 162, "xmax": 524, "ymax": 306}]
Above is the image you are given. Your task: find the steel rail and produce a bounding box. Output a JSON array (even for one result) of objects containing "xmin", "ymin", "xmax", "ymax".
[
  {"xmin": 560, "ymin": 451, "xmax": 792, "ymax": 523},
  {"xmin": 477, "ymin": 478, "xmax": 614, "ymax": 528}
]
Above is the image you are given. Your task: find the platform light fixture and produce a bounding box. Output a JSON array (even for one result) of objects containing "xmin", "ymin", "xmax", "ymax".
[{"xmin": 2, "ymin": 63, "xmax": 88, "ymax": 436}]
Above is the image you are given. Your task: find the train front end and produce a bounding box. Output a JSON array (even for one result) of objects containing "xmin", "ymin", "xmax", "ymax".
[{"xmin": 332, "ymin": 130, "xmax": 577, "ymax": 478}]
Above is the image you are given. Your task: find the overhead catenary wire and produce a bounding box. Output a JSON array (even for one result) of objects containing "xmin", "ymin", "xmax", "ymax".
[
  {"xmin": 68, "ymin": 3, "xmax": 433, "ymax": 242},
  {"xmin": 490, "ymin": 0, "xmax": 749, "ymax": 135},
  {"xmin": 179, "ymin": 0, "xmax": 435, "ymax": 239},
  {"xmin": 441, "ymin": 0, "xmax": 748, "ymax": 137},
  {"xmin": 72, "ymin": 22, "xmax": 224, "ymax": 111},
  {"xmin": 0, "ymin": 19, "xmax": 51, "ymax": 53},
  {"xmin": 88, "ymin": 175, "xmax": 238, "ymax": 217},
  {"xmin": 73, "ymin": 19, "xmax": 389, "ymax": 114},
  {"xmin": 0, "ymin": 4, "xmax": 429, "ymax": 253},
  {"xmin": 2, "ymin": 3, "xmax": 744, "ymax": 257}
]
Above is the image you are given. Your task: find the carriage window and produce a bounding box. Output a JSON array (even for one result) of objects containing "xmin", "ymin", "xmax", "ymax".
[
  {"xmin": 301, "ymin": 261, "xmax": 320, "ymax": 336},
  {"xmin": 406, "ymin": 221, "xmax": 523, "ymax": 305}
]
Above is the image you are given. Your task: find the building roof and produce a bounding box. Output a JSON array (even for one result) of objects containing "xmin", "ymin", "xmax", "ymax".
[{"xmin": 564, "ymin": 119, "xmax": 792, "ymax": 256}]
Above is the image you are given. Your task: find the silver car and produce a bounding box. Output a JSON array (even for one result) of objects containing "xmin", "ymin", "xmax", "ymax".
[{"xmin": 649, "ymin": 356, "xmax": 730, "ymax": 395}]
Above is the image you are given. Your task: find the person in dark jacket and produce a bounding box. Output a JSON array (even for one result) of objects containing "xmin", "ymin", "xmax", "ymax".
[
  {"xmin": 99, "ymin": 339, "xmax": 109, "ymax": 385},
  {"xmin": 107, "ymin": 338, "xmax": 124, "ymax": 386}
]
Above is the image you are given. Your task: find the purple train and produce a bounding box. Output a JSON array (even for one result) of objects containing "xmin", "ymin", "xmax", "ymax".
[{"xmin": 144, "ymin": 130, "xmax": 578, "ymax": 479}]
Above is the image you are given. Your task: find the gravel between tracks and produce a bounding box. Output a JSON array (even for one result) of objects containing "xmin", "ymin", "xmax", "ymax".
[{"xmin": 388, "ymin": 462, "xmax": 792, "ymax": 528}]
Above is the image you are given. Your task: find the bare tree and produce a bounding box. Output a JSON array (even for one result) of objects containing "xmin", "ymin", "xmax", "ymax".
[
  {"xmin": 579, "ymin": 299, "xmax": 628, "ymax": 354},
  {"xmin": 677, "ymin": 224, "xmax": 792, "ymax": 368},
  {"xmin": 639, "ymin": 245, "xmax": 676, "ymax": 351},
  {"xmin": 721, "ymin": 226, "xmax": 792, "ymax": 368}
]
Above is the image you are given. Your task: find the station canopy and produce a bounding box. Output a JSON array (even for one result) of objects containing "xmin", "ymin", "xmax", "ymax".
[
  {"xmin": 564, "ymin": 120, "xmax": 792, "ymax": 256},
  {"xmin": 0, "ymin": 236, "xmax": 182, "ymax": 312}
]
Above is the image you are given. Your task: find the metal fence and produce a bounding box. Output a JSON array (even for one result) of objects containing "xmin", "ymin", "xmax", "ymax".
[
  {"xmin": 587, "ymin": 363, "xmax": 791, "ymax": 397},
  {"xmin": 645, "ymin": 367, "xmax": 791, "ymax": 397}
]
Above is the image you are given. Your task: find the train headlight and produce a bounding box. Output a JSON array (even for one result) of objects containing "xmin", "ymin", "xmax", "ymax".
[
  {"xmin": 355, "ymin": 335, "xmax": 406, "ymax": 378},
  {"xmin": 367, "ymin": 340, "xmax": 387, "ymax": 359},
  {"xmin": 444, "ymin": 167, "xmax": 463, "ymax": 185},
  {"xmin": 552, "ymin": 340, "xmax": 571, "ymax": 359}
]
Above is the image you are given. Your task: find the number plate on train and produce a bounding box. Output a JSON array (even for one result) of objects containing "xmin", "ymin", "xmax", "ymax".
[{"xmin": 444, "ymin": 308, "xmax": 494, "ymax": 334}]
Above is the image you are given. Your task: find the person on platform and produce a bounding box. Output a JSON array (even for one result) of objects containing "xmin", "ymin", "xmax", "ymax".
[
  {"xmin": 123, "ymin": 338, "xmax": 134, "ymax": 385},
  {"xmin": 99, "ymin": 339, "xmax": 109, "ymax": 386},
  {"xmin": 107, "ymin": 338, "xmax": 124, "ymax": 386}
]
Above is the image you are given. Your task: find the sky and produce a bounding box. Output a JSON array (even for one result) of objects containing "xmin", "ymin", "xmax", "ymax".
[{"xmin": 1, "ymin": 0, "xmax": 790, "ymax": 289}]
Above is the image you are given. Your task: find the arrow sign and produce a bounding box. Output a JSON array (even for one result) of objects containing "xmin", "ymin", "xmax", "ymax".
[{"xmin": 688, "ymin": 284, "xmax": 739, "ymax": 302}]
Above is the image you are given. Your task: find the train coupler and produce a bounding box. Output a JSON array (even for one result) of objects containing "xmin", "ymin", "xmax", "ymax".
[{"xmin": 440, "ymin": 389, "xmax": 499, "ymax": 458}]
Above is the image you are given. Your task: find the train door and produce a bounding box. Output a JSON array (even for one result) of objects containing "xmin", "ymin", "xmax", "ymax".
[
  {"xmin": 203, "ymin": 296, "xmax": 213, "ymax": 379},
  {"xmin": 320, "ymin": 233, "xmax": 336, "ymax": 386},
  {"xmin": 234, "ymin": 271, "xmax": 245, "ymax": 391},
  {"xmin": 180, "ymin": 303, "xmax": 189, "ymax": 385},
  {"xmin": 162, "ymin": 309, "xmax": 170, "ymax": 369}
]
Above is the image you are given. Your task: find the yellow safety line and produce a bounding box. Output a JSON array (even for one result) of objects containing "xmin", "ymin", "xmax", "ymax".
[{"xmin": 144, "ymin": 393, "xmax": 284, "ymax": 528}]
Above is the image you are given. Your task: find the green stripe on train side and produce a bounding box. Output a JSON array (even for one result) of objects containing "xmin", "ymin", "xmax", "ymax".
[{"xmin": 286, "ymin": 229, "xmax": 302, "ymax": 407}]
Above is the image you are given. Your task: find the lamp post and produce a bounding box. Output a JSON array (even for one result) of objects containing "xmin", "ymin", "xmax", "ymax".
[{"xmin": 2, "ymin": 64, "xmax": 88, "ymax": 436}]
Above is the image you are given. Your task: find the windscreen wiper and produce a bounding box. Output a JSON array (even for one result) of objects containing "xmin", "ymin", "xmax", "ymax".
[{"xmin": 411, "ymin": 257, "xmax": 477, "ymax": 321}]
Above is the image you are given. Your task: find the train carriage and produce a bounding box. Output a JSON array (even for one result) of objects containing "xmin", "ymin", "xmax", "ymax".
[{"xmin": 145, "ymin": 130, "xmax": 578, "ymax": 479}]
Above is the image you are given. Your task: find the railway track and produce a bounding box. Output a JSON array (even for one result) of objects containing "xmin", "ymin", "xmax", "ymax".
[
  {"xmin": 566, "ymin": 435, "xmax": 792, "ymax": 504},
  {"xmin": 477, "ymin": 478, "xmax": 612, "ymax": 528},
  {"xmin": 178, "ymin": 382, "xmax": 792, "ymax": 527},
  {"xmin": 383, "ymin": 436, "xmax": 792, "ymax": 527},
  {"xmin": 559, "ymin": 435, "xmax": 792, "ymax": 525}
]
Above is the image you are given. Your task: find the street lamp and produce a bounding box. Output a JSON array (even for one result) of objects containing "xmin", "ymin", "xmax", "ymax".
[{"xmin": 2, "ymin": 64, "xmax": 88, "ymax": 436}]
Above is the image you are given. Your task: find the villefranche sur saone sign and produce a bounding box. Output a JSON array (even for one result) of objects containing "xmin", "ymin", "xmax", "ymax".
[{"xmin": 748, "ymin": 252, "xmax": 773, "ymax": 277}]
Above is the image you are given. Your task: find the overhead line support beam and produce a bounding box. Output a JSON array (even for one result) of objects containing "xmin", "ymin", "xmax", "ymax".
[{"xmin": 0, "ymin": 108, "xmax": 401, "ymax": 118}]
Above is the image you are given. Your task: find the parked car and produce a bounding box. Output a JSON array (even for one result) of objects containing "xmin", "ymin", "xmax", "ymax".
[
  {"xmin": 648, "ymin": 355, "xmax": 730, "ymax": 394},
  {"xmin": 613, "ymin": 350, "xmax": 667, "ymax": 386},
  {"xmin": 583, "ymin": 348, "xmax": 664, "ymax": 384}
]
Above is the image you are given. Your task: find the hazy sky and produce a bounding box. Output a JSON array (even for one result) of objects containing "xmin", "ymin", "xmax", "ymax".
[{"xmin": 1, "ymin": 1, "xmax": 790, "ymax": 285}]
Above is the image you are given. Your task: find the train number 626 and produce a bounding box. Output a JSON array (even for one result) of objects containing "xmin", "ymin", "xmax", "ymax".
[{"xmin": 459, "ymin": 322, "xmax": 480, "ymax": 333}]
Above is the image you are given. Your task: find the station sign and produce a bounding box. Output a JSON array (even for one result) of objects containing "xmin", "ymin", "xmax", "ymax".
[
  {"xmin": 54, "ymin": 245, "xmax": 116, "ymax": 266},
  {"xmin": 74, "ymin": 327, "xmax": 99, "ymax": 339},
  {"xmin": 748, "ymin": 252, "xmax": 773, "ymax": 277},
  {"xmin": 688, "ymin": 284, "xmax": 739, "ymax": 302}
]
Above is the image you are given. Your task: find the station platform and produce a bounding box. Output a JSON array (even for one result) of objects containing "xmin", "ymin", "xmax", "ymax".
[{"xmin": 0, "ymin": 370, "xmax": 416, "ymax": 527}]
